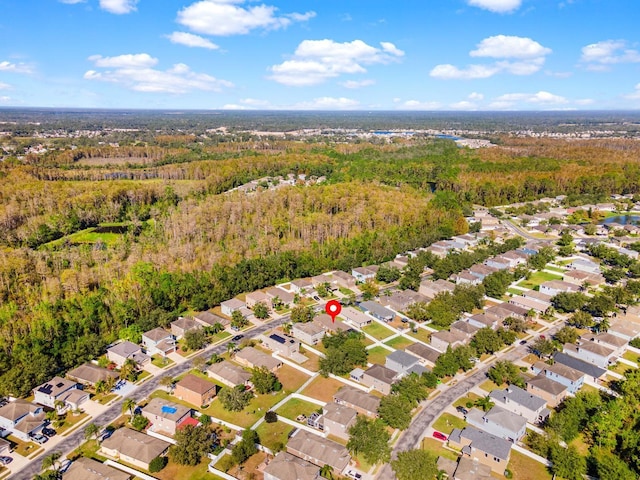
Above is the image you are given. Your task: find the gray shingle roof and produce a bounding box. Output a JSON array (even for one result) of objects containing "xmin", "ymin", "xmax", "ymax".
[
  {"xmin": 386, "ymin": 350, "xmax": 419, "ymax": 369},
  {"xmin": 449, "ymin": 426, "xmax": 512, "ymax": 461},
  {"xmin": 553, "ymin": 352, "xmax": 607, "ymax": 378},
  {"xmin": 489, "ymin": 385, "xmax": 546, "ymax": 412}
]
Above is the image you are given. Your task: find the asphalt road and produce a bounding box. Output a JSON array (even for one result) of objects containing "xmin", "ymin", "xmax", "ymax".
[{"xmin": 11, "ymin": 317, "xmax": 288, "ymax": 480}]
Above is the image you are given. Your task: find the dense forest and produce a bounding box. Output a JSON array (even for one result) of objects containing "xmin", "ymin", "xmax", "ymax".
[{"xmin": 1, "ymin": 114, "xmax": 640, "ymax": 404}]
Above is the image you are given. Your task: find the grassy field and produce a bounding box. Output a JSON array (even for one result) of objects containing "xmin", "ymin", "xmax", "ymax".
[
  {"xmin": 407, "ymin": 328, "xmax": 432, "ymax": 344},
  {"xmin": 57, "ymin": 412, "xmax": 89, "ymax": 436},
  {"xmin": 432, "ymin": 413, "xmax": 466, "ymax": 434},
  {"xmin": 276, "ymin": 364, "xmax": 311, "ymax": 392},
  {"xmin": 517, "ymin": 271, "xmax": 562, "ymax": 290},
  {"xmin": 255, "ymin": 420, "xmax": 294, "ymax": 451},
  {"xmin": 384, "ymin": 335, "xmax": 415, "ymax": 350},
  {"xmin": 276, "ymin": 398, "xmax": 321, "ymax": 420},
  {"xmin": 367, "ymin": 345, "xmax": 393, "ymax": 365},
  {"xmin": 7, "ymin": 435, "xmax": 40, "ymax": 458},
  {"xmin": 155, "ymin": 459, "xmax": 221, "ymax": 480},
  {"xmin": 507, "ymin": 450, "xmax": 552, "ymax": 480},
  {"xmin": 152, "ymin": 355, "xmax": 175, "ymax": 368},
  {"xmin": 569, "ymin": 433, "xmax": 590, "ymax": 456},
  {"xmin": 421, "ymin": 437, "xmax": 459, "ymax": 461},
  {"xmin": 453, "ymin": 393, "xmax": 481, "ymax": 408},
  {"xmin": 610, "ymin": 362, "xmax": 635, "ymax": 376},
  {"xmin": 623, "ymin": 351, "xmax": 640, "ymax": 363},
  {"xmin": 210, "ymin": 331, "xmax": 232, "ymax": 344},
  {"xmin": 479, "ymin": 379, "xmax": 503, "ymax": 392},
  {"xmin": 298, "ymin": 350, "xmax": 322, "ymax": 372},
  {"xmin": 362, "ymin": 322, "xmax": 395, "ymax": 340},
  {"xmin": 300, "ymin": 376, "xmax": 345, "ymax": 402},
  {"xmin": 228, "ymin": 451, "xmax": 267, "ymax": 479}
]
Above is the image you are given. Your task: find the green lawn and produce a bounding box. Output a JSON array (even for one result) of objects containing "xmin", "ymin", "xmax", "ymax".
[
  {"xmin": 432, "ymin": 413, "xmax": 466, "ymax": 434},
  {"xmin": 276, "ymin": 398, "xmax": 321, "ymax": 420},
  {"xmin": 339, "ymin": 287, "xmax": 355, "ymax": 296},
  {"xmin": 453, "ymin": 393, "xmax": 481, "ymax": 408},
  {"xmin": 610, "ymin": 362, "xmax": 636, "ymax": 376},
  {"xmin": 407, "ymin": 328, "xmax": 432, "ymax": 344},
  {"xmin": 156, "ymin": 459, "xmax": 220, "ymax": 480},
  {"xmin": 479, "ymin": 379, "xmax": 503, "ymax": 392},
  {"xmin": 7, "ymin": 435, "xmax": 41, "ymax": 458},
  {"xmin": 421, "ymin": 437, "xmax": 459, "ymax": 461},
  {"xmin": 367, "ymin": 346, "xmax": 393, "ymax": 365},
  {"xmin": 384, "ymin": 336, "xmax": 415, "ymax": 350},
  {"xmin": 152, "ymin": 355, "xmax": 175, "ymax": 368},
  {"xmin": 508, "ymin": 450, "xmax": 552, "ymax": 480},
  {"xmin": 57, "ymin": 412, "xmax": 89, "ymax": 436},
  {"xmin": 353, "ymin": 451, "xmax": 374, "ymax": 473},
  {"xmin": 517, "ymin": 271, "xmax": 562, "ymax": 290},
  {"xmin": 623, "ymin": 351, "xmax": 640, "ymax": 363},
  {"xmin": 545, "ymin": 265, "xmax": 565, "ymax": 273},
  {"xmin": 362, "ymin": 322, "xmax": 395, "ymax": 340},
  {"xmin": 69, "ymin": 439, "xmax": 107, "ymax": 462},
  {"xmin": 255, "ymin": 420, "xmax": 294, "ymax": 451}
]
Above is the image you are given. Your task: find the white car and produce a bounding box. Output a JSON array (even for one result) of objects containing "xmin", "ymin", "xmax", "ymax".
[{"xmin": 346, "ymin": 470, "xmax": 362, "ymax": 479}]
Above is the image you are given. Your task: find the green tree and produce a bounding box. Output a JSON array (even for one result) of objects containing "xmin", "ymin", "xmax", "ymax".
[
  {"xmin": 347, "ymin": 416, "xmax": 391, "ymax": 465},
  {"xmin": 149, "ymin": 456, "xmax": 168, "ymax": 473},
  {"xmin": 184, "ymin": 329, "xmax": 207, "ymax": 351},
  {"xmin": 253, "ymin": 302, "xmax": 269, "ymax": 319},
  {"xmin": 391, "ymin": 449, "xmax": 438, "ymax": 480},
  {"xmin": 218, "ymin": 385, "xmax": 253, "ymax": 412},
  {"xmin": 170, "ymin": 425, "xmax": 215, "ymax": 466},
  {"xmin": 160, "ymin": 375, "xmax": 175, "ymax": 392},
  {"xmin": 549, "ymin": 444, "xmax": 586, "ymax": 480},
  {"xmin": 250, "ymin": 366, "xmax": 281, "ymax": 394},
  {"xmin": 290, "ymin": 305, "xmax": 315, "ymax": 323},
  {"xmin": 360, "ymin": 280, "xmax": 379, "ymax": 300},
  {"xmin": 84, "ymin": 423, "xmax": 100, "ymax": 440},
  {"xmin": 122, "ymin": 397, "xmax": 137, "ymax": 416},
  {"xmin": 567, "ymin": 310, "xmax": 594, "ymax": 328},
  {"xmin": 471, "ymin": 327, "xmax": 503, "ymax": 355},
  {"xmin": 320, "ymin": 464, "xmax": 334, "ymax": 479},
  {"xmin": 552, "ymin": 292, "xmax": 588, "ymax": 313},
  {"xmin": 378, "ymin": 394, "xmax": 413, "ymax": 430},
  {"xmin": 554, "ymin": 326, "xmax": 579, "ymax": 345},
  {"xmin": 231, "ymin": 429, "xmax": 259, "ymax": 464},
  {"xmin": 531, "ymin": 337, "xmax": 556, "ymax": 358},
  {"xmin": 119, "ymin": 358, "xmax": 138, "ymax": 382},
  {"xmin": 591, "ymin": 448, "xmax": 637, "ymax": 480},
  {"xmin": 41, "ymin": 452, "xmax": 61, "ymax": 472},
  {"xmin": 487, "ymin": 361, "xmax": 524, "ymax": 387},
  {"xmin": 319, "ymin": 331, "xmax": 368, "ymax": 376},
  {"xmin": 231, "ymin": 310, "xmax": 249, "ymax": 329},
  {"xmin": 482, "ymin": 270, "xmax": 514, "ymax": 298},
  {"xmin": 474, "ymin": 395, "xmax": 494, "ymax": 412},
  {"xmin": 376, "ymin": 266, "xmax": 401, "ymax": 283},
  {"xmin": 130, "ymin": 414, "xmax": 149, "ymax": 431}
]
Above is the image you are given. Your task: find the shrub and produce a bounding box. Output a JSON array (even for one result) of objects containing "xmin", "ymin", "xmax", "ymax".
[
  {"xmin": 265, "ymin": 411, "xmax": 278, "ymax": 423},
  {"xmin": 149, "ymin": 456, "xmax": 167, "ymax": 473}
]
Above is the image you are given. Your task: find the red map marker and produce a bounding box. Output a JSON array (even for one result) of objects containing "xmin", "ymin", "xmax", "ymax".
[{"xmin": 325, "ymin": 300, "xmax": 342, "ymax": 323}]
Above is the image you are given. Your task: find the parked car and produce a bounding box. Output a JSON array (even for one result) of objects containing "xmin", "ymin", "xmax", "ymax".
[
  {"xmin": 432, "ymin": 431, "xmax": 448, "ymax": 441},
  {"xmin": 346, "ymin": 470, "xmax": 363, "ymax": 479},
  {"xmin": 59, "ymin": 459, "xmax": 72, "ymax": 473},
  {"xmin": 519, "ymin": 339, "xmax": 527, "ymax": 345},
  {"xmin": 99, "ymin": 429, "xmax": 114, "ymax": 442},
  {"xmin": 232, "ymin": 335, "xmax": 244, "ymax": 342},
  {"xmin": 30, "ymin": 434, "xmax": 48, "ymax": 444},
  {"xmin": 42, "ymin": 427, "xmax": 56, "ymax": 437},
  {"xmin": 456, "ymin": 406, "xmax": 468, "ymax": 415},
  {"xmin": 0, "ymin": 456, "xmax": 12, "ymax": 466}
]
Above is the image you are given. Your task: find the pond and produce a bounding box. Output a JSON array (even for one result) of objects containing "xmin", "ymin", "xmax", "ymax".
[{"xmin": 599, "ymin": 215, "xmax": 640, "ymax": 225}]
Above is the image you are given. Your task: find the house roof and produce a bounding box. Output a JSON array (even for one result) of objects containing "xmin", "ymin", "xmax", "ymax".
[
  {"xmin": 221, "ymin": 298, "xmax": 245, "ymax": 310},
  {"xmin": 386, "ymin": 350, "xmax": 419, "ymax": 369},
  {"xmin": 235, "ymin": 347, "xmax": 281, "ymax": 371},
  {"xmin": 312, "ymin": 314, "xmax": 349, "ymax": 332},
  {"xmin": 67, "ymin": 363, "xmax": 119, "ymax": 385},
  {"xmin": 364, "ymin": 364, "xmax": 397, "ymax": 385},
  {"xmin": 483, "ymin": 405, "xmax": 527, "ymax": 433},
  {"xmin": 527, "ymin": 374, "xmax": 568, "ymax": 396},
  {"xmin": 431, "ymin": 329, "xmax": 467, "ymax": 346},
  {"xmin": 450, "ymin": 320, "xmax": 480, "ymax": 336},
  {"xmin": 436, "ymin": 457, "xmax": 458, "ymax": 479},
  {"xmin": 63, "ymin": 457, "xmax": 130, "ymax": 480},
  {"xmin": 171, "ymin": 317, "xmax": 200, "ymax": 331},
  {"xmin": 193, "ymin": 311, "xmax": 229, "ymax": 327},
  {"xmin": 107, "ymin": 341, "xmax": 142, "ymax": 358},
  {"xmin": 323, "ymin": 402, "xmax": 357, "ymax": 427},
  {"xmin": 359, "ymin": 301, "xmax": 394, "ymax": 319},
  {"xmin": 581, "ymin": 332, "xmax": 628, "ymax": 348},
  {"xmin": 489, "ymin": 385, "xmax": 546, "ymax": 412},
  {"xmin": 287, "ymin": 429, "xmax": 350, "ymax": 471},
  {"xmin": 535, "ymin": 361, "xmax": 584, "ymax": 382},
  {"xmin": 332, "ymin": 270, "xmax": 356, "ymax": 282},
  {"xmin": 333, "ymin": 386, "xmax": 381, "ymax": 414},
  {"xmin": 292, "ymin": 322, "xmax": 325, "ymax": 337},
  {"xmin": 0, "ymin": 400, "xmax": 41, "ymax": 422},
  {"xmin": 341, "ymin": 307, "xmax": 372, "ymax": 326},
  {"xmin": 266, "ymin": 287, "xmax": 295, "ymax": 304},
  {"xmin": 33, "ymin": 376, "xmax": 77, "ymax": 398},
  {"xmin": 263, "ymin": 452, "xmax": 320, "ymax": 480},
  {"xmin": 553, "ymin": 352, "xmax": 607, "ymax": 378},
  {"xmin": 142, "ymin": 397, "xmax": 191, "ymax": 422},
  {"xmin": 207, "ymin": 360, "xmax": 251, "ymax": 386},
  {"xmin": 246, "ymin": 291, "xmax": 270, "ymax": 302},
  {"xmin": 143, "ymin": 327, "xmax": 172, "ymax": 342},
  {"xmin": 291, "ymin": 278, "xmax": 313, "ymax": 289},
  {"xmin": 449, "ymin": 426, "xmax": 512, "ymax": 461},
  {"xmin": 454, "ymin": 457, "xmax": 493, "ymax": 480},
  {"xmin": 102, "ymin": 428, "xmax": 170, "ymax": 464},
  {"xmin": 405, "ymin": 343, "xmax": 441, "ymax": 364},
  {"xmin": 541, "ymin": 280, "xmax": 580, "ymax": 292},
  {"xmin": 565, "ymin": 341, "xmax": 614, "ymax": 358},
  {"xmin": 176, "ymin": 374, "xmax": 217, "ymax": 395}
]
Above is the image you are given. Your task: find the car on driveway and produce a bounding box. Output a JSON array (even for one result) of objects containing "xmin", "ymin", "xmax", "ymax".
[
  {"xmin": 432, "ymin": 430, "xmax": 448, "ymax": 441},
  {"xmin": 519, "ymin": 339, "xmax": 527, "ymax": 345},
  {"xmin": 0, "ymin": 456, "xmax": 12, "ymax": 466},
  {"xmin": 346, "ymin": 470, "xmax": 362, "ymax": 479},
  {"xmin": 30, "ymin": 433, "xmax": 48, "ymax": 444},
  {"xmin": 42, "ymin": 427, "xmax": 56, "ymax": 437},
  {"xmin": 456, "ymin": 406, "xmax": 468, "ymax": 415},
  {"xmin": 59, "ymin": 459, "xmax": 72, "ymax": 473}
]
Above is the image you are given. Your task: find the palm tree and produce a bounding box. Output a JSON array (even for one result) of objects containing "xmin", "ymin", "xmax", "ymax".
[
  {"xmin": 160, "ymin": 375, "xmax": 175, "ymax": 393},
  {"xmin": 119, "ymin": 358, "xmax": 137, "ymax": 381},
  {"xmin": 193, "ymin": 356, "xmax": 206, "ymax": 372},
  {"xmin": 122, "ymin": 398, "xmax": 136, "ymax": 416},
  {"xmin": 320, "ymin": 464, "xmax": 334, "ymax": 479},
  {"xmin": 597, "ymin": 317, "xmax": 610, "ymax": 333},
  {"xmin": 53, "ymin": 399, "xmax": 66, "ymax": 414},
  {"xmin": 42, "ymin": 452, "xmax": 61, "ymax": 471},
  {"xmin": 227, "ymin": 342, "xmax": 236, "ymax": 357},
  {"xmin": 210, "ymin": 353, "xmax": 220, "ymax": 364},
  {"xmin": 474, "ymin": 396, "xmax": 495, "ymax": 412},
  {"xmin": 84, "ymin": 423, "xmax": 100, "ymax": 440}
]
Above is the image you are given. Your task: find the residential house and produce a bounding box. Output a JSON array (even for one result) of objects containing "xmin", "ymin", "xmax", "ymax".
[
  {"xmin": 405, "ymin": 343, "xmax": 441, "ymax": 367},
  {"xmin": 563, "ymin": 270, "xmax": 605, "ymax": 287},
  {"xmin": 567, "ymin": 258, "xmax": 601, "ymax": 274},
  {"xmin": 450, "ymin": 320, "xmax": 481, "ymax": 339},
  {"xmin": 142, "ymin": 328, "xmax": 176, "ymax": 357},
  {"xmin": 333, "ymin": 386, "xmax": 380, "ymax": 418},
  {"xmin": 467, "ymin": 314, "xmax": 500, "ymax": 330},
  {"xmin": 170, "ymin": 317, "xmax": 201, "ymax": 340},
  {"xmin": 206, "ymin": 360, "xmax": 251, "ymax": 388},
  {"xmin": 553, "ymin": 352, "xmax": 607, "ymax": 383},
  {"xmin": 497, "ymin": 303, "xmax": 530, "ymax": 320},
  {"xmin": 0, "ymin": 400, "xmax": 46, "ymax": 441},
  {"xmin": 193, "ymin": 311, "xmax": 229, "ymax": 329},
  {"xmin": 430, "ymin": 330, "xmax": 468, "ymax": 353},
  {"xmin": 393, "ymin": 256, "xmax": 410, "ymax": 268},
  {"xmin": 174, "ymin": 374, "xmax": 217, "ymax": 407},
  {"xmin": 286, "ymin": 429, "xmax": 351, "ymax": 473},
  {"xmin": 290, "ymin": 278, "xmax": 313, "ymax": 295},
  {"xmin": 312, "ymin": 313, "xmax": 349, "ymax": 334},
  {"xmin": 448, "ymin": 426, "xmax": 512, "ymax": 474},
  {"xmin": 501, "ymin": 251, "xmax": 528, "ymax": 266},
  {"xmin": 66, "ymin": 363, "xmax": 119, "ymax": 387},
  {"xmin": 352, "ymin": 266, "xmax": 378, "ymax": 283},
  {"xmin": 341, "ymin": 307, "xmax": 372, "ymax": 328},
  {"xmin": 532, "ymin": 361, "xmax": 584, "ymax": 394},
  {"xmin": 468, "ymin": 264, "xmax": 498, "ymax": 281},
  {"xmin": 332, "ymin": 271, "xmax": 357, "ymax": 290},
  {"xmin": 465, "ymin": 406, "xmax": 527, "ymax": 442},
  {"xmin": 32, "ymin": 376, "xmax": 88, "ymax": 410},
  {"xmin": 64, "ymin": 457, "xmax": 131, "ymax": 480},
  {"xmin": 452, "ymin": 457, "xmax": 494, "ymax": 480},
  {"xmin": 221, "ymin": 298, "xmax": 246, "ymax": 317},
  {"xmin": 526, "ymin": 374, "xmax": 568, "ymax": 408},
  {"xmin": 361, "ymin": 364, "xmax": 397, "ymax": 395},
  {"xmin": 451, "ymin": 271, "xmax": 483, "ymax": 286},
  {"xmin": 245, "ymin": 291, "xmax": 271, "ymax": 310},
  {"xmin": 521, "ymin": 290, "xmax": 553, "ymax": 303},
  {"xmin": 385, "ymin": 350, "xmax": 421, "ymax": 375},
  {"xmin": 609, "ymin": 315, "xmax": 640, "ymax": 341},
  {"xmin": 563, "ymin": 342, "xmax": 615, "ymax": 369},
  {"xmin": 539, "ymin": 280, "xmax": 581, "ymax": 297},
  {"xmin": 235, "ymin": 347, "xmax": 282, "ymax": 372},
  {"xmin": 508, "ymin": 296, "xmax": 549, "ymax": 315},
  {"xmin": 484, "ymin": 256, "xmax": 511, "ymax": 271},
  {"xmin": 263, "ymin": 452, "xmax": 320, "ymax": 480},
  {"xmin": 454, "ymin": 234, "xmax": 481, "ymax": 249},
  {"xmin": 107, "ymin": 341, "xmax": 151, "ymax": 368},
  {"xmin": 359, "ymin": 301, "xmax": 394, "ymax": 322},
  {"xmin": 100, "ymin": 427, "xmax": 170, "ymax": 470},
  {"xmin": 322, "ymin": 402, "xmax": 357, "ymax": 441},
  {"xmin": 266, "ymin": 287, "xmax": 295, "ymax": 308},
  {"xmin": 260, "ymin": 333, "xmax": 302, "ymax": 360},
  {"xmin": 580, "ymin": 332, "xmax": 628, "ymax": 358},
  {"xmin": 142, "ymin": 398, "xmax": 192, "ymax": 435},
  {"xmin": 292, "ymin": 322, "xmax": 325, "ymax": 346},
  {"xmin": 311, "ymin": 274, "xmax": 334, "ymax": 289},
  {"xmin": 419, "ymin": 279, "xmax": 456, "ymax": 299},
  {"xmin": 489, "ymin": 385, "xmax": 549, "ymax": 423}
]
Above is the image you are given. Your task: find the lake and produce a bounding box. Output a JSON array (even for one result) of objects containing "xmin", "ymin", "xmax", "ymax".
[{"xmin": 600, "ymin": 215, "xmax": 640, "ymax": 225}]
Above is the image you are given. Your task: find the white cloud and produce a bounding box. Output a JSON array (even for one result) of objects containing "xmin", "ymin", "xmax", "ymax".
[
  {"xmin": 240, "ymin": 98, "xmax": 270, "ymax": 106},
  {"xmin": 468, "ymin": 0, "xmax": 522, "ymax": 13},
  {"xmin": 0, "ymin": 61, "xmax": 33, "ymax": 74},
  {"xmin": 0, "ymin": 96, "xmax": 11, "ymax": 103},
  {"xmin": 269, "ymin": 39, "xmax": 404, "ymax": 86},
  {"xmin": 492, "ymin": 91, "xmax": 569, "ymax": 108},
  {"xmin": 221, "ymin": 104, "xmax": 252, "ymax": 110},
  {"xmin": 166, "ymin": 32, "xmax": 219, "ymax": 50},
  {"xmin": 341, "ymin": 79, "xmax": 375, "ymax": 89},
  {"xmin": 450, "ymin": 101, "xmax": 477, "ymax": 110},
  {"xmin": 468, "ymin": 92, "xmax": 484, "ymax": 100},
  {"xmin": 177, "ymin": 0, "xmax": 315, "ymax": 36},
  {"xmin": 431, "ymin": 35, "xmax": 550, "ymax": 79},
  {"xmin": 59, "ymin": 0, "xmax": 86, "ymax": 4},
  {"xmin": 85, "ymin": 54, "xmax": 233, "ymax": 94},
  {"xmin": 575, "ymin": 98, "xmax": 594, "ymax": 105},
  {"xmin": 99, "ymin": 0, "xmax": 138, "ymax": 14},
  {"xmin": 625, "ymin": 83, "xmax": 640, "ymax": 100},
  {"xmin": 398, "ymin": 100, "xmax": 442, "ymax": 110},
  {"xmin": 291, "ymin": 97, "xmax": 360, "ymax": 110},
  {"xmin": 580, "ymin": 40, "xmax": 640, "ymax": 70}
]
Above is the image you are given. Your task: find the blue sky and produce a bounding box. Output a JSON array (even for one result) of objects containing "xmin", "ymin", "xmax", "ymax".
[{"xmin": 1, "ymin": 0, "xmax": 640, "ymax": 110}]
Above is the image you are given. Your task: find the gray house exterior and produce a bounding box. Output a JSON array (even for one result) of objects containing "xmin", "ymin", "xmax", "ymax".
[
  {"xmin": 489, "ymin": 385, "xmax": 549, "ymax": 423},
  {"xmin": 466, "ymin": 406, "xmax": 527, "ymax": 442},
  {"xmin": 359, "ymin": 301, "xmax": 395, "ymax": 322},
  {"xmin": 385, "ymin": 350, "xmax": 420, "ymax": 374},
  {"xmin": 532, "ymin": 361, "xmax": 584, "ymax": 394}
]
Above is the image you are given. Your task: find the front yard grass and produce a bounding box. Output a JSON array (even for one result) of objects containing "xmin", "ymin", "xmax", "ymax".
[
  {"xmin": 479, "ymin": 379, "xmax": 503, "ymax": 392},
  {"xmin": 276, "ymin": 397, "xmax": 321, "ymax": 420},
  {"xmin": 298, "ymin": 350, "xmax": 321, "ymax": 372},
  {"xmin": 507, "ymin": 450, "xmax": 552, "ymax": 480},
  {"xmin": 367, "ymin": 346, "xmax": 393, "ymax": 365},
  {"xmin": 362, "ymin": 322, "xmax": 395, "ymax": 340},
  {"xmin": 94, "ymin": 393, "xmax": 119, "ymax": 405},
  {"xmin": 151, "ymin": 355, "xmax": 175, "ymax": 368},
  {"xmin": 384, "ymin": 336, "xmax": 415, "ymax": 350},
  {"xmin": 453, "ymin": 393, "xmax": 481, "ymax": 408},
  {"xmin": 255, "ymin": 420, "xmax": 294, "ymax": 451},
  {"xmin": 7, "ymin": 435, "xmax": 40, "ymax": 458},
  {"xmin": 432, "ymin": 413, "xmax": 466, "ymax": 435},
  {"xmin": 407, "ymin": 328, "xmax": 432, "ymax": 344},
  {"xmin": 421, "ymin": 437, "xmax": 459, "ymax": 461},
  {"xmin": 69, "ymin": 439, "xmax": 107, "ymax": 462},
  {"xmin": 155, "ymin": 458, "xmax": 219, "ymax": 480},
  {"xmin": 623, "ymin": 351, "xmax": 640, "ymax": 363},
  {"xmin": 277, "ymin": 364, "xmax": 312, "ymax": 392},
  {"xmin": 516, "ymin": 271, "xmax": 562, "ymax": 290},
  {"xmin": 57, "ymin": 412, "xmax": 89, "ymax": 436},
  {"xmin": 210, "ymin": 331, "xmax": 232, "ymax": 344},
  {"xmin": 300, "ymin": 376, "xmax": 345, "ymax": 402},
  {"xmin": 610, "ymin": 362, "xmax": 635, "ymax": 376}
]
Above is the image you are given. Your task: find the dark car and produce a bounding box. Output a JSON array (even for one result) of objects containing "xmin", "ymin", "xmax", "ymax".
[
  {"xmin": 432, "ymin": 431, "xmax": 448, "ymax": 441},
  {"xmin": 0, "ymin": 456, "xmax": 12, "ymax": 466},
  {"xmin": 42, "ymin": 427, "xmax": 56, "ymax": 437},
  {"xmin": 519, "ymin": 339, "xmax": 528, "ymax": 345},
  {"xmin": 456, "ymin": 406, "xmax": 468, "ymax": 415},
  {"xmin": 232, "ymin": 335, "xmax": 244, "ymax": 342}
]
